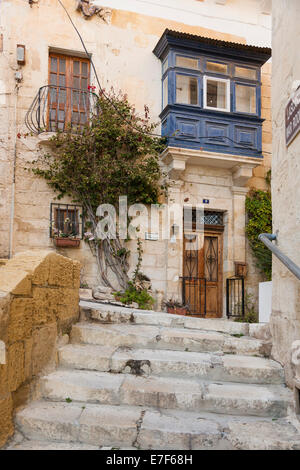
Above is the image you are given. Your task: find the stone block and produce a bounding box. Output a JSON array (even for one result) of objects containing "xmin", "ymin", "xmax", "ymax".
[
  {"xmin": 0, "ymin": 363, "xmax": 8, "ymax": 397},
  {"xmin": 8, "ymin": 298, "xmax": 33, "ymax": 343},
  {"xmin": 48, "ymin": 254, "xmax": 74, "ymax": 288},
  {"xmin": 73, "ymin": 261, "xmax": 81, "ymax": 289},
  {"xmin": 32, "ymin": 287, "xmax": 59, "ymax": 326},
  {"xmin": 31, "ymin": 323, "xmax": 57, "ymax": 377},
  {"xmin": 0, "ymin": 269, "xmax": 32, "ymax": 296},
  {"xmin": 0, "ymin": 395, "xmax": 14, "ymax": 448},
  {"xmin": 32, "ymin": 258, "xmax": 50, "ymax": 286},
  {"xmin": 24, "ymin": 337, "xmax": 33, "ymax": 381},
  {"xmin": 7, "ymin": 342, "xmax": 25, "ymax": 392}
]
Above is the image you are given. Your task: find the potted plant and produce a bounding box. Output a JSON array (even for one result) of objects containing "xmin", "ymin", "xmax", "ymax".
[
  {"xmin": 51, "ymin": 219, "xmax": 81, "ymax": 247},
  {"xmin": 164, "ymin": 299, "xmax": 190, "ymax": 316}
]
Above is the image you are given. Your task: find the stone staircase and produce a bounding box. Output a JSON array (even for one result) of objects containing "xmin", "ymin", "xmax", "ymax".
[{"xmin": 7, "ymin": 302, "xmax": 300, "ymax": 450}]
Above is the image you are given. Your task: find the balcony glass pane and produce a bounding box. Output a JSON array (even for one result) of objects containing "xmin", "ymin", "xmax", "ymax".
[
  {"xmin": 59, "ymin": 75, "xmax": 65, "ymax": 86},
  {"xmin": 235, "ymin": 66, "xmax": 257, "ymax": 80},
  {"xmin": 162, "ymin": 58, "xmax": 168, "ymax": 74},
  {"xmin": 50, "ymin": 73, "xmax": 57, "ymax": 85},
  {"xmin": 206, "ymin": 61, "xmax": 227, "ymax": 74},
  {"xmin": 176, "ymin": 56, "xmax": 199, "ymax": 70},
  {"xmin": 73, "ymin": 61, "xmax": 80, "ymax": 75},
  {"xmin": 73, "ymin": 77, "xmax": 80, "ymax": 89},
  {"xmin": 81, "ymin": 78, "xmax": 88, "ymax": 90},
  {"xmin": 81, "ymin": 62, "xmax": 88, "ymax": 76},
  {"xmin": 206, "ymin": 79, "xmax": 227, "ymax": 109},
  {"xmin": 59, "ymin": 59, "xmax": 66, "ymax": 73},
  {"xmin": 163, "ymin": 76, "xmax": 168, "ymax": 109},
  {"xmin": 50, "ymin": 57, "xmax": 57, "ymax": 72},
  {"xmin": 235, "ymin": 84, "xmax": 256, "ymax": 113},
  {"xmin": 176, "ymin": 75, "xmax": 198, "ymax": 105}
]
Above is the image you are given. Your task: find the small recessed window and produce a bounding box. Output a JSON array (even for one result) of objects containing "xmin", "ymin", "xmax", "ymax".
[
  {"xmin": 206, "ymin": 61, "xmax": 228, "ymax": 74},
  {"xmin": 163, "ymin": 76, "xmax": 168, "ymax": 109},
  {"xmin": 235, "ymin": 84, "xmax": 256, "ymax": 114},
  {"xmin": 176, "ymin": 74, "xmax": 198, "ymax": 105},
  {"xmin": 176, "ymin": 56, "xmax": 199, "ymax": 70},
  {"xmin": 235, "ymin": 66, "xmax": 257, "ymax": 80},
  {"xmin": 204, "ymin": 76, "xmax": 229, "ymax": 111}
]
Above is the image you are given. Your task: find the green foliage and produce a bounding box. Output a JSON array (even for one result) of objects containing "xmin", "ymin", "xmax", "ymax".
[
  {"xmin": 114, "ymin": 281, "xmax": 154, "ymax": 310},
  {"xmin": 245, "ymin": 189, "xmax": 272, "ymax": 280},
  {"xmin": 234, "ymin": 293, "xmax": 258, "ymax": 323},
  {"xmin": 31, "ymin": 89, "xmax": 167, "ymax": 212},
  {"xmin": 30, "ymin": 89, "xmax": 167, "ymax": 288}
]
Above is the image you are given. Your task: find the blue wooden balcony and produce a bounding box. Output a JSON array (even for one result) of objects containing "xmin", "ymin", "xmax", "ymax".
[{"xmin": 154, "ymin": 29, "xmax": 271, "ymax": 159}]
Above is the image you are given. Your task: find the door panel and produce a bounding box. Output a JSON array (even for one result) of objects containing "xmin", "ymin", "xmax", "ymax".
[{"xmin": 183, "ymin": 229, "xmax": 223, "ymax": 317}]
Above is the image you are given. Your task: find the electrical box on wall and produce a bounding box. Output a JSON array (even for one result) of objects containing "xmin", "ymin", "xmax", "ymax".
[{"xmin": 17, "ymin": 44, "xmax": 25, "ymax": 65}]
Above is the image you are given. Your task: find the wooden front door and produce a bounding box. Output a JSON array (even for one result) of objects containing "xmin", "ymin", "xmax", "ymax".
[{"xmin": 183, "ymin": 227, "xmax": 223, "ymax": 317}]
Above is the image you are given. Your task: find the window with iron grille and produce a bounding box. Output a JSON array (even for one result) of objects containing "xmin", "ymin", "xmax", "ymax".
[
  {"xmin": 184, "ymin": 208, "xmax": 224, "ymax": 228},
  {"xmin": 50, "ymin": 203, "xmax": 84, "ymax": 239}
]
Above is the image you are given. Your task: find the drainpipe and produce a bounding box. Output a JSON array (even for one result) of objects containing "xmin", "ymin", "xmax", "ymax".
[{"xmin": 9, "ymin": 80, "xmax": 20, "ymax": 259}]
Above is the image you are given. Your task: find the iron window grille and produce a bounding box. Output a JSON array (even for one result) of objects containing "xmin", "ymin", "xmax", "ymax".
[{"xmin": 50, "ymin": 203, "xmax": 84, "ymax": 239}]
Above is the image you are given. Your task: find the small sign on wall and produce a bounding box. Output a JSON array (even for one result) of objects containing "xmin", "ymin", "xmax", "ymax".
[{"xmin": 286, "ymin": 87, "xmax": 300, "ymax": 146}]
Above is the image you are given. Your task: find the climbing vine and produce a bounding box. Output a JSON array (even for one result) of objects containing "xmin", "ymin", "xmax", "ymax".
[
  {"xmin": 31, "ymin": 89, "xmax": 167, "ymax": 289},
  {"xmin": 245, "ymin": 187, "xmax": 272, "ymax": 280}
]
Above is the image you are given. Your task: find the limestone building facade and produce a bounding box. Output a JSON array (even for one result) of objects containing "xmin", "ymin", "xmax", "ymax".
[
  {"xmin": 0, "ymin": 0, "xmax": 272, "ymax": 316},
  {"xmin": 270, "ymin": 0, "xmax": 300, "ymax": 400}
]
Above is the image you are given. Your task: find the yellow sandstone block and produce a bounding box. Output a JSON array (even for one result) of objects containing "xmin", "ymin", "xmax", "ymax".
[
  {"xmin": 7, "ymin": 298, "xmax": 33, "ymax": 343},
  {"xmin": 0, "ymin": 395, "xmax": 14, "ymax": 448},
  {"xmin": 32, "ymin": 287, "xmax": 59, "ymax": 326},
  {"xmin": 7, "ymin": 342, "xmax": 25, "ymax": 392},
  {"xmin": 0, "ymin": 269, "xmax": 32, "ymax": 296},
  {"xmin": 48, "ymin": 255, "xmax": 74, "ymax": 288}
]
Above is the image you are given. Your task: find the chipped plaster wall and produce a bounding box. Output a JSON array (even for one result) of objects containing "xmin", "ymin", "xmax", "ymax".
[
  {"xmin": 0, "ymin": 250, "xmax": 80, "ymax": 448},
  {"xmin": 0, "ymin": 0, "xmax": 271, "ymax": 296},
  {"xmin": 270, "ymin": 0, "xmax": 300, "ymax": 390}
]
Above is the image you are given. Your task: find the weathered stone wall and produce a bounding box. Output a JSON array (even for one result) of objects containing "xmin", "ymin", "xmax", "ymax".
[
  {"xmin": 270, "ymin": 0, "xmax": 300, "ymax": 390},
  {"xmin": 0, "ymin": 250, "xmax": 80, "ymax": 448}
]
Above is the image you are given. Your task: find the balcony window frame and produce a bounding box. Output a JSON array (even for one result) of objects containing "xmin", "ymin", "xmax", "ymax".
[
  {"xmin": 175, "ymin": 54, "xmax": 201, "ymax": 71},
  {"xmin": 175, "ymin": 72, "xmax": 199, "ymax": 106},
  {"xmin": 234, "ymin": 64, "xmax": 258, "ymax": 81},
  {"xmin": 48, "ymin": 52, "xmax": 91, "ymax": 131},
  {"xmin": 233, "ymin": 81, "xmax": 259, "ymax": 116},
  {"xmin": 203, "ymin": 75, "xmax": 231, "ymax": 113},
  {"xmin": 205, "ymin": 59, "xmax": 229, "ymax": 76}
]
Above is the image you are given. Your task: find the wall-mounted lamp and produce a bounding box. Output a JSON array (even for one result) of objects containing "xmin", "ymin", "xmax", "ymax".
[
  {"xmin": 170, "ymin": 223, "xmax": 179, "ymax": 244},
  {"xmin": 17, "ymin": 44, "xmax": 25, "ymax": 66}
]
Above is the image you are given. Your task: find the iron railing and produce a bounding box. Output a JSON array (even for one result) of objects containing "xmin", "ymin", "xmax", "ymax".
[
  {"xmin": 25, "ymin": 85, "xmax": 99, "ymax": 134},
  {"xmin": 50, "ymin": 203, "xmax": 84, "ymax": 239},
  {"xmin": 181, "ymin": 276, "xmax": 207, "ymax": 316},
  {"xmin": 226, "ymin": 277, "xmax": 245, "ymax": 318},
  {"xmin": 259, "ymin": 233, "xmax": 300, "ymax": 280}
]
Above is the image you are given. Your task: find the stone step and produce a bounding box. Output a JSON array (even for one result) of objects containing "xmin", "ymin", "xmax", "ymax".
[
  {"xmin": 58, "ymin": 344, "xmax": 284, "ymax": 385},
  {"xmin": 39, "ymin": 369, "xmax": 292, "ymax": 417},
  {"xmin": 71, "ymin": 322, "xmax": 269, "ymax": 357},
  {"xmin": 80, "ymin": 301, "xmax": 251, "ymax": 335},
  {"xmin": 15, "ymin": 401, "xmax": 300, "ymax": 450},
  {"xmin": 7, "ymin": 440, "xmax": 100, "ymax": 450}
]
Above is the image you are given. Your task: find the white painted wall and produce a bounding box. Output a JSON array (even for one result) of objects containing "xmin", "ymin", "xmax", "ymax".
[{"xmin": 95, "ymin": 0, "xmax": 272, "ymax": 47}]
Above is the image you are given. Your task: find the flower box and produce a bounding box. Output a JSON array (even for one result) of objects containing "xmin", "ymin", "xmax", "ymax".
[
  {"xmin": 167, "ymin": 306, "xmax": 189, "ymax": 316},
  {"xmin": 54, "ymin": 238, "xmax": 81, "ymax": 248}
]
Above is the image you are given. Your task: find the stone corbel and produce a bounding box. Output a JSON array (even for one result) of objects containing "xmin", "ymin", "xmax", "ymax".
[
  {"xmin": 76, "ymin": 1, "xmax": 112, "ymax": 23},
  {"xmin": 232, "ymin": 164, "xmax": 255, "ymax": 187}
]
